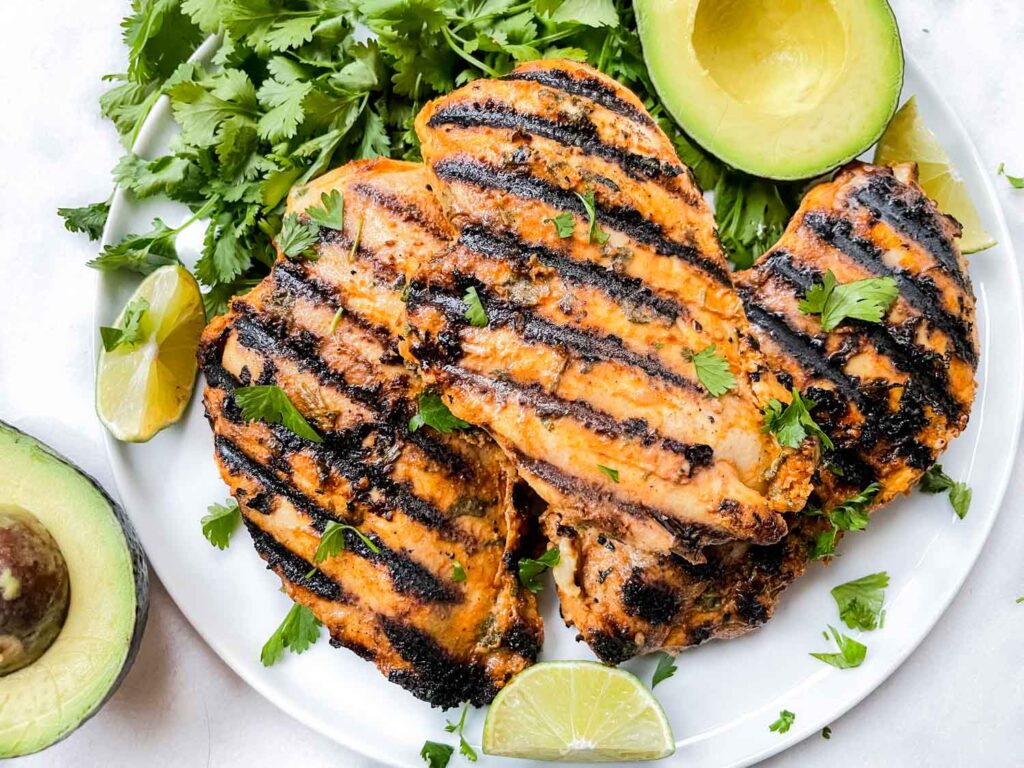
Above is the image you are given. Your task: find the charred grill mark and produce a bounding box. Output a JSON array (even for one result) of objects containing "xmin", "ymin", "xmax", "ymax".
[
  {"xmin": 427, "ymin": 100, "xmax": 681, "ymax": 183},
  {"xmin": 215, "ymin": 437, "xmax": 457, "ymax": 602},
  {"xmin": 431, "ymin": 158, "xmax": 732, "ymax": 286},
  {"xmin": 851, "ymin": 173, "xmax": 969, "ymax": 291},
  {"xmin": 272, "ymin": 261, "xmax": 395, "ymax": 348},
  {"xmin": 245, "ymin": 518, "xmax": 347, "ymax": 602},
  {"xmin": 801, "ymin": 212, "xmax": 976, "ymax": 366},
  {"xmin": 758, "ymin": 250, "xmax": 963, "ymax": 417},
  {"xmin": 412, "ymin": 284, "xmax": 700, "ymax": 393},
  {"xmin": 585, "ymin": 631, "xmax": 640, "ymax": 665},
  {"xmin": 502, "ymin": 68, "xmax": 655, "ymax": 128},
  {"xmin": 381, "ymin": 617, "xmax": 499, "ymax": 708},
  {"xmin": 621, "ymin": 570, "xmax": 681, "ymax": 625},
  {"xmin": 347, "ymin": 181, "xmax": 452, "ymax": 241},
  {"xmin": 458, "ymin": 226, "xmax": 684, "ymax": 322},
  {"xmin": 444, "ymin": 365, "xmax": 713, "ymax": 468},
  {"xmin": 510, "ymin": 448, "xmax": 735, "ymax": 551}
]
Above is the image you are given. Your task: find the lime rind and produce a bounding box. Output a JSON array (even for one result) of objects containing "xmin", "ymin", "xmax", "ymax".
[
  {"xmin": 874, "ymin": 97, "xmax": 995, "ymax": 254},
  {"xmin": 482, "ymin": 661, "xmax": 675, "ymax": 762}
]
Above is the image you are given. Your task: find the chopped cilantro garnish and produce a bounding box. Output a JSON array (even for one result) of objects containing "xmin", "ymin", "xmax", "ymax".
[
  {"xmin": 831, "ymin": 572, "xmax": 889, "ymax": 631},
  {"xmin": 452, "ymin": 559, "xmax": 467, "ymax": 582},
  {"xmin": 100, "ymin": 297, "xmax": 149, "ymax": 352},
  {"xmin": 420, "ymin": 741, "xmax": 454, "ymax": 768},
  {"xmin": 278, "ymin": 213, "xmax": 319, "ymax": 260},
  {"xmin": 463, "ymin": 286, "xmax": 489, "ymax": 327},
  {"xmin": 546, "ymin": 212, "xmax": 576, "ymax": 238},
  {"xmin": 518, "ymin": 547, "xmax": 560, "ymax": 594},
  {"xmin": 808, "ymin": 483, "xmax": 880, "ymax": 559},
  {"xmin": 769, "ymin": 710, "xmax": 795, "ymax": 734},
  {"xmin": 651, "ymin": 652, "xmax": 677, "ymax": 688},
  {"xmin": 409, "ymin": 392, "xmax": 471, "ymax": 434},
  {"xmin": 597, "ymin": 464, "xmax": 620, "ymax": 483},
  {"xmin": 999, "ymin": 163, "xmax": 1024, "ymax": 189},
  {"xmin": 798, "ymin": 270, "xmax": 899, "ymax": 331},
  {"xmin": 684, "ymin": 344, "xmax": 736, "ymax": 397},
  {"xmin": 201, "ymin": 499, "xmax": 241, "ymax": 550},
  {"xmin": 919, "ymin": 464, "xmax": 971, "ymax": 519},
  {"xmin": 234, "ymin": 385, "xmax": 322, "ymax": 443},
  {"xmin": 762, "ymin": 388, "xmax": 833, "ymax": 450},
  {"xmin": 260, "ymin": 602, "xmax": 321, "ymax": 667},
  {"xmin": 576, "ymin": 190, "xmax": 610, "ymax": 245},
  {"xmin": 305, "ymin": 189, "xmax": 344, "ymax": 231},
  {"xmin": 810, "ymin": 625, "xmax": 867, "ymax": 669}
]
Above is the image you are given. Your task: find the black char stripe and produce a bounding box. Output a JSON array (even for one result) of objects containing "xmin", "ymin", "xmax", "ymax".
[
  {"xmin": 244, "ymin": 518, "xmax": 347, "ymax": 602},
  {"xmin": 758, "ymin": 250, "xmax": 962, "ymax": 417},
  {"xmin": 347, "ymin": 181, "xmax": 452, "ymax": 241},
  {"xmin": 851, "ymin": 173, "xmax": 970, "ymax": 292},
  {"xmin": 431, "ymin": 157, "xmax": 731, "ymax": 286},
  {"xmin": 381, "ymin": 617, "xmax": 500, "ymax": 708},
  {"xmin": 414, "ymin": 284, "xmax": 700, "ymax": 394},
  {"xmin": 427, "ymin": 100, "xmax": 681, "ymax": 183},
  {"xmin": 459, "ymin": 226, "xmax": 684, "ymax": 322},
  {"xmin": 215, "ymin": 437, "xmax": 457, "ymax": 603},
  {"xmin": 444, "ymin": 364, "xmax": 714, "ymax": 473},
  {"xmin": 801, "ymin": 211, "xmax": 976, "ymax": 366},
  {"xmin": 502, "ymin": 68, "xmax": 655, "ymax": 128},
  {"xmin": 510, "ymin": 448, "xmax": 734, "ymax": 552}
]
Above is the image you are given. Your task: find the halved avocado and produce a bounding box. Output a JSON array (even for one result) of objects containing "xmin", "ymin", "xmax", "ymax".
[
  {"xmin": 0, "ymin": 421, "xmax": 148, "ymax": 757},
  {"xmin": 635, "ymin": 0, "xmax": 905, "ymax": 180}
]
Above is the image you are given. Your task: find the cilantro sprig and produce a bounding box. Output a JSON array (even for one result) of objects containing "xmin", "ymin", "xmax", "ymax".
[
  {"xmin": 201, "ymin": 499, "xmax": 242, "ymax": 550},
  {"xmin": 576, "ymin": 190, "xmax": 610, "ymax": 245},
  {"xmin": 233, "ymin": 384, "xmax": 323, "ymax": 443},
  {"xmin": 651, "ymin": 652, "xmax": 677, "ymax": 688},
  {"xmin": 810, "ymin": 625, "xmax": 867, "ymax": 670},
  {"xmin": 807, "ymin": 483, "xmax": 881, "ymax": 560},
  {"xmin": 919, "ymin": 464, "xmax": 971, "ymax": 519},
  {"xmin": 831, "ymin": 572, "xmax": 889, "ymax": 631},
  {"xmin": 798, "ymin": 270, "xmax": 899, "ymax": 331},
  {"xmin": 409, "ymin": 392, "xmax": 471, "ymax": 434},
  {"xmin": 684, "ymin": 344, "xmax": 736, "ymax": 397},
  {"xmin": 306, "ymin": 520, "xmax": 381, "ymax": 577},
  {"xmin": 100, "ymin": 297, "xmax": 149, "ymax": 352},
  {"xmin": 445, "ymin": 703, "xmax": 478, "ymax": 762},
  {"xmin": 518, "ymin": 547, "xmax": 560, "ymax": 594},
  {"xmin": 762, "ymin": 388, "xmax": 833, "ymax": 450},
  {"xmin": 260, "ymin": 602, "xmax": 322, "ymax": 667}
]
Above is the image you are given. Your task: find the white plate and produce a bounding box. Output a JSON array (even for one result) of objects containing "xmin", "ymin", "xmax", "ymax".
[{"xmin": 96, "ymin": 46, "xmax": 1023, "ymax": 768}]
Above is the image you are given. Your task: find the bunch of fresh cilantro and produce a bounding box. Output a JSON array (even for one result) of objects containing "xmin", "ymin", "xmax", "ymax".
[{"xmin": 59, "ymin": 0, "xmax": 798, "ymax": 317}]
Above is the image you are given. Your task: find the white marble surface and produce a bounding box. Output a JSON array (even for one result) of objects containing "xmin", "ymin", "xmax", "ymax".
[{"xmin": 2, "ymin": 1, "xmax": 1022, "ymax": 766}]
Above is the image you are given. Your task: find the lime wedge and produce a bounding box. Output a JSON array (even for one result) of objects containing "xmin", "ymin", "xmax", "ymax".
[
  {"xmin": 482, "ymin": 661, "xmax": 675, "ymax": 762},
  {"xmin": 96, "ymin": 265, "xmax": 205, "ymax": 442},
  {"xmin": 874, "ymin": 97, "xmax": 995, "ymax": 254}
]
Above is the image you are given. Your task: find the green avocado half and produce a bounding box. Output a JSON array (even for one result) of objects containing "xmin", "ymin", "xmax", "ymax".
[
  {"xmin": 635, "ymin": 0, "xmax": 904, "ymax": 180},
  {"xmin": 0, "ymin": 421, "xmax": 148, "ymax": 757}
]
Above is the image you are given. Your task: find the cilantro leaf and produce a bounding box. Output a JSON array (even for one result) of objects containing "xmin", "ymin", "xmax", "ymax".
[
  {"xmin": 684, "ymin": 344, "xmax": 736, "ymax": 397},
  {"xmin": 58, "ymin": 201, "xmax": 110, "ymax": 241},
  {"xmin": 409, "ymin": 392, "xmax": 471, "ymax": 434},
  {"xmin": 444, "ymin": 703, "xmax": 477, "ymax": 762},
  {"xmin": 463, "ymin": 286, "xmax": 489, "ymax": 327},
  {"xmin": 651, "ymin": 652, "xmax": 677, "ymax": 688},
  {"xmin": 277, "ymin": 213, "xmax": 320, "ymax": 260},
  {"xmin": 452, "ymin": 559, "xmax": 467, "ymax": 582},
  {"xmin": 88, "ymin": 218, "xmax": 180, "ymax": 275},
  {"xmin": 100, "ymin": 297, "xmax": 149, "ymax": 352},
  {"xmin": 769, "ymin": 710, "xmax": 795, "ymax": 734},
  {"xmin": 312, "ymin": 520, "xmax": 380, "ymax": 566},
  {"xmin": 546, "ymin": 212, "xmax": 575, "ymax": 238},
  {"xmin": 810, "ymin": 625, "xmax": 867, "ymax": 670},
  {"xmin": 518, "ymin": 547, "xmax": 560, "ymax": 594},
  {"xmin": 762, "ymin": 388, "xmax": 833, "ymax": 450},
  {"xmin": 808, "ymin": 483, "xmax": 881, "ymax": 559},
  {"xmin": 305, "ymin": 189, "xmax": 344, "ymax": 231},
  {"xmin": 576, "ymin": 190, "xmax": 610, "ymax": 245},
  {"xmin": 998, "ymin": 163, "xmax": 1024, "ymax": 189},
  {"xmin": 420, "ymin": 741, "xmax": 454, "ymax": 768},
  {"xmin": 919, "ymin": 464, "xmax": 971, "ymax": 519},
  {"xmin": 233, "ymin": 385, "xmax": 323, "ymax": 443},
  {"xmin": 260, "ymin": 602, "xmax": 322, "ymax": 667},
  {"xmin": 597, "ymin": 464, "xmax": 620, "ymax": 483},
  {"xmin": 798, "ymin": 270, "xmax": 899, "ymax": 332},
  {"xmin": 201, "ymin": 499, "xmax": 241, "ymax": 550},
  {"xmin": 822, "ymin": 726, "xmax": 832, "ymax": 740},
  {"xmin": 831, "ymin": 572, "xmax": 889, "ymax": 631}
]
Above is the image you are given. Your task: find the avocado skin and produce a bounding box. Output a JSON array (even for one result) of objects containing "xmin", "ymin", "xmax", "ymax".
[{"xmin": 0, "ymin": 420, "xmax": 149, "ymax": 755}]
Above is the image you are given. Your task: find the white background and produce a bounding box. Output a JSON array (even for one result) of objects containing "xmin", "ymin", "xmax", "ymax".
[{"xmin": 2, "ymin": 2, "xmax": 1023, "ymax": 766}]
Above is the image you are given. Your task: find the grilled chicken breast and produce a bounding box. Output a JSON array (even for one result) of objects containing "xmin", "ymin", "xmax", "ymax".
[
  {"xmin": 199, "ymin": 159, "xmax": 542, "ymax": 707},
  {"xmin": 546, "ymin": 162, "xmax": 978, "ymax": 661},
  {"xmin": 407, "ymin": 60, "xmax": 816, "ymax": 566}
]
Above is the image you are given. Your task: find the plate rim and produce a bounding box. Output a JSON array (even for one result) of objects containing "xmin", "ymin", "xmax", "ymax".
[{"xmin": 94, "ymin": 42, "xmax": 1024, "ymax": 768}]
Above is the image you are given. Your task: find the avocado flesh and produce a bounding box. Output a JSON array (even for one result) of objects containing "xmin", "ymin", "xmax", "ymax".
[
  {"xmin": 0, "ymin": 423, "xmax": 147, "ymax": 757},
  {"xmin": 635, "ymin": 0, "xmax": 904, "ymax": 180}
]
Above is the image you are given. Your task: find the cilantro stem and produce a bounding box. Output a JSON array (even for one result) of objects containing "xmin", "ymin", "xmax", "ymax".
[
  {"xmin": 174, "ymin": 196, "xmax": 221, "ymax": 234},
  {"xmin": 440, "ymin": 26, "xmax": 500, "ymax": 78},
  {"xmin": 452, "ymin": 2, "xmax": 532, "ymax": 33}
]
